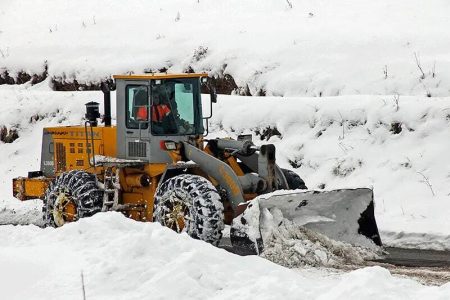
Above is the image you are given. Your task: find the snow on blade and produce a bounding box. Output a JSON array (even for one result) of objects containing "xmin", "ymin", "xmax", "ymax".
[
  {"xmin": 233, "ymin": 192, "xmax": 382, "ymax": 268},
  {"xmin": 256, "ymin": 188, "xmax": 381, "ymax": 249},
  {"xmin": 260, "ymin": 212, "xmax": 381, "ymax": 268}
]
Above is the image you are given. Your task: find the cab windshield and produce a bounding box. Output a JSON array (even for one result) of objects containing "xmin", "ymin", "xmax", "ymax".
[{"xmin": 151, "ymin": 78, "xmax": 203, "ymax": 135}]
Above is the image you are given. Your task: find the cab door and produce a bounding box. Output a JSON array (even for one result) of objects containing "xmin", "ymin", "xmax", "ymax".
[{"xmin": 119, "ymin": 81, "xmax": 151, "ymax": 160}]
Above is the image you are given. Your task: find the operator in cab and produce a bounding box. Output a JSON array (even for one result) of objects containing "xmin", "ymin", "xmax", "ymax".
[{"xmin": 151, "ymin": 90, "xmax": 177, "ymax": 134}]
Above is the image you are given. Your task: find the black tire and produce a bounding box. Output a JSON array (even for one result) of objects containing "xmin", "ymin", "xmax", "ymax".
[
  {"xmin": 281, "ymin": 168, "xmax": 307, "ymax": 190},
  {"xmin": 153, "ymin": 174, "xmax": 224, "ymax": 246},
  {"xmin": 43, "ymin": 170, "xmax": 104, "ymax": 227}
]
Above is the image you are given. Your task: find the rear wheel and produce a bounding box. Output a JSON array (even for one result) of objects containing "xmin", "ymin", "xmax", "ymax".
[
  {"xmin": 281, "ymin": 168, "xmax": 307, "ymax": 190},
  {"xmin": 43, "ymin": 170, "xmax": 104, "ymax": 227},
  {"xmin": 153, "ymin": 174, "xmax": 224, "ymax": 246}
]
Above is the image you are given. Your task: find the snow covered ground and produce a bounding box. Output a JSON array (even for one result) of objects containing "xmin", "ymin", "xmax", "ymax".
[
  {"xmin": 1, "ymin": 0, "xmax": 450, "ymax": 296},
  {"xmin": 1, "ymin": 0, "xmax": 450, "ymax": 96},
  {"xmin": 0, "ymin": 212, "xmax": 449, "ymax": 299}
]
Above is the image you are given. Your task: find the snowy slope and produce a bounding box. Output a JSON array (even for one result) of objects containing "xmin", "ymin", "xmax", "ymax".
[
  {"xmin": 1, "ymin": 83, "xmax": 449, "ymax": 250},
  {"xmin": 0, "ymin": 212, "xmax": 449, "ymax": 299},
  {"xmin": 1, "ymin": 0, "xmax": 450, "ymax": 96},
  {"xmin": 209, "ymin": 94, "xmax": 450, "ymax": 249}
]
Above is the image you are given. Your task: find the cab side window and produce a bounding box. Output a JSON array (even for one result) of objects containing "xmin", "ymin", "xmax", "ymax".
[{"xmin": 126, "ymin": 85, "xmax": 149, "ymax": 129}]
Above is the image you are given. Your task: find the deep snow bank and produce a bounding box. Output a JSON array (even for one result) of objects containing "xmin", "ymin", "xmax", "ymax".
[
  {"xmin": 0, "ymin": 213, "xmax": 449, "ymax": 299},
  {"xmin": 1, "ymin": 0, "xmax": 450, "ymax": 96}
]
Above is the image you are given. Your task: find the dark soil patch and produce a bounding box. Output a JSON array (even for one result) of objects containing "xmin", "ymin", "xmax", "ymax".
[
  {"xmin": 390, "ymin": 122, "xmax": 402, "ymax": 134},
  {"xmin": 255, "ymin": 126, "xmax": 282, "ymax": 141},
  {"xmin": 0, "ymin": 126, "xmax": 19, "ymax": 143},
  {"xmin": 0, "ymin": 64, "xmax": 48, "ymax": 85},
  {"xmin": 0, "ymin": 65, "xmax": 250, "ymax": 95}
]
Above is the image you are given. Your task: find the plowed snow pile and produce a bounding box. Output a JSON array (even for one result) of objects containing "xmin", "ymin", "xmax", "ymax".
[
  {"xmin": 0, "ymin": 199, "xmax": 43, "ymax": 226},
  {"xmin": 261, "ymin": 221, "xmax": 380, "ymax": 268},
  {"xmin": 0, "ymin": 213, "xmax": 449, "ymax": 300}
]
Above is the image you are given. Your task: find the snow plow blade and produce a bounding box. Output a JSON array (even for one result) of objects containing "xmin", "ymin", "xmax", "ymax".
[{"xmin": 230, "ymin": 188, "xmax": 382, "ymax": 255}]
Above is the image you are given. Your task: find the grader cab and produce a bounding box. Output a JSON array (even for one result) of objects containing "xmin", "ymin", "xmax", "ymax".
[{"xmin": 13, "ymin": 73, "xmax": 381, "ymax": 252}]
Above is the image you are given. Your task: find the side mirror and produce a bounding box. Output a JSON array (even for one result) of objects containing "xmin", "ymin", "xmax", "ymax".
[{"xmin": 210, "ymin": 86, "xmax": 217, "ymax": 103}]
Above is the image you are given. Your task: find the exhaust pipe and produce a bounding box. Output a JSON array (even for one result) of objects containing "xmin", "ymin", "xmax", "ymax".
[{"xmin": 101, "ymin": 82, "xmax": 112, "ymax": 127}]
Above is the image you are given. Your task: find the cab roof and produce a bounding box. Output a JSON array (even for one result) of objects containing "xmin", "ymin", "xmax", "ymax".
[{"xmin": 113, "ymin": 73, "xmax": 208, "ymax": 80}]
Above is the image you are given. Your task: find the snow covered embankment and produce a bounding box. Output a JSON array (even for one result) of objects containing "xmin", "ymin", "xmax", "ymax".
[
  {"xmin": 0, "ymin": 82, "xmax": 112, "ymax": 225},
  {"xmin": 1, "ymin": 212, "xmax": 449, "ymax": 299},
  {"xmin": 210, "ymin": 95, "xmax": 450, "ymax": 250},
  {"xmin": 1, "ymin": 84, "xmax": 450, "ymax": 252},
  {"xmin": 1, "ymin": 0, "xmax": 450, "ymax": 96}
]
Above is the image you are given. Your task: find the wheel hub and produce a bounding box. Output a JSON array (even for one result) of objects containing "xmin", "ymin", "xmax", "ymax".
[
  {"xmin": 162, "ymin": 192, "xmax": 191, "ymax": 233},
  {"xmin": 52, "ymin": 192, "xmax": 77, "ymax": 227}
]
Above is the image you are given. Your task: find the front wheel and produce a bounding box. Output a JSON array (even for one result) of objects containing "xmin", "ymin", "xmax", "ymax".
[{"xmin": 153, "ymin": 174, "xmax": 224, "ymax": 246}]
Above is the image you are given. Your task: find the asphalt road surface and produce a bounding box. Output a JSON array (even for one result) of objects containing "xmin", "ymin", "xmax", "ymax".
[
  {"xmin": 220, "ymin": 237, "xmax": 450, "ymax": 268},
  {"xmin": 376, "ymin": 247, "xmax": 450, "ymax": 268}
]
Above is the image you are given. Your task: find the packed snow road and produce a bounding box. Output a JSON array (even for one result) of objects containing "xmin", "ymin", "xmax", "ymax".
[{"xmin": 0, "ymin": 213, "xmax": 449, "ymax": 300}]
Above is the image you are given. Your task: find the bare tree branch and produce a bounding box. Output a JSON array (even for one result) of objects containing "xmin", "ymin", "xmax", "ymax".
[
  {"xmin": 414, "ymin": 52, "xmax": 426, "ymax": 80},
  {"xmin": 432, "ymin": 61, "xmax": 436, "ymax": 78},
  {"xmin": 81, "ymin": 271, "xmax": 86, "ymax": 300},
  {"xmin": 338, "ymin": 111, "xmax": 345, "ymax": 140},
  {"xmin": 286, "ymin": 0, "xmax": 293, "ymax": 9},
  {"xmin": 393, "ymin": 94, "xmax": 400, "ymax": 112},
  {"xmin": 417, "ymin": 171, "xmax": 435, "ymax": 196}
]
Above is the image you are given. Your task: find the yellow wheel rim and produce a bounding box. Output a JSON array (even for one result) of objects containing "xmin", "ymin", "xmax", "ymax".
[{"xmin": 52, "ymin": 192, "xmax": 77, "ymax": 227}]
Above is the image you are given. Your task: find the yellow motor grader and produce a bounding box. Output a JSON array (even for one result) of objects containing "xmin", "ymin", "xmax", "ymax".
[{"xmin": 12, "ymin": 73, "xmax": 381, "ymax": 253}]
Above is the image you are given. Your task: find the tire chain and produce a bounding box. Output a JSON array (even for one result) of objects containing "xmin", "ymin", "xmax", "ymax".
[
  {"xmin": 154, "ymin": 174, "xmax": 224, "ymax": 246},
  {"xmin": 42, "ymin": 170, "xmax": 103, "ymax": 226}
]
